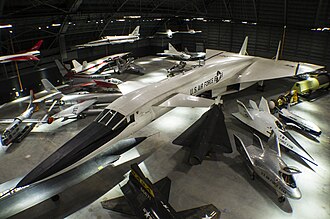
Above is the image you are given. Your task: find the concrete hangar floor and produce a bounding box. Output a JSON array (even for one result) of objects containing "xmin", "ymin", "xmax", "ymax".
[{"xmin": 0, "ymin": 56, "xmax": 329, "ymax": 219}]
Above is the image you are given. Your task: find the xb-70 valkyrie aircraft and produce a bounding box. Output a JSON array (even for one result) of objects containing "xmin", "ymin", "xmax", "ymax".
[{"xmin": 16, "ymin": 36, "xmax": 324, "ymax": 188}]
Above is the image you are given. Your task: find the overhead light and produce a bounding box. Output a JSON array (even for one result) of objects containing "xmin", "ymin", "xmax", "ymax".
[
  {"xmin": 222, "ymin": 19, "xmax": 231, "ymax": 23},
  {"xmin": 38, "ymin": 27, "xmax": 41, "ymax": 29},
  {"xmin": 51, "ymin": 23, "xmax": 61, "ymax": 27},
  {"xmin": 116, "ymin": 19, "xmax": 125, "ymax": 22},
  {"xmin": 242, "ymin": 21, "xmax": 248, "ymax": 24},
  {"xmin": 311, "ymin": 27, "xmax": 330, "ymax": 31},
  {"xmin": 9, "ymin": 30, "xmax": 13, "ymax": 33},
  {"xmin": 68, "ymin": 21, "xmax": 72, "ymax": 25},
  {"xmin": 0, "ymin": 24, "xmax": 12, "ymax": 29},
  {"xmin": 124, "ymin": 16, "xmax": 141, "ymax": 19},
  {"xmin": 46, "ymin": 26, "xmax": 49, "ymax": 28}
]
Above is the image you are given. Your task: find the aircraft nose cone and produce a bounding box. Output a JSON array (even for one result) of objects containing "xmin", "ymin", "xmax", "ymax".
[
  {"xmin": 291, "ymin": 187, "xmax": 302, "ymax": 199},
  {"xmin": 282, "ymin": 131, "xmax": 314, "ymax": 161}
]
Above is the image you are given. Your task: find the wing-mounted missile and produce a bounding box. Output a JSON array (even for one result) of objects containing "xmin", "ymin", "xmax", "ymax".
[
  {"xmin": 102, "ymin": 163, "xmax": 221, "ymax": 218},
  {"xmin": 234, "ymin": 133, "xmax": 302, "ymax": 202},
  {"xmin": 173, "ymin": 104, "xmax": 232, "ymax": 165}
]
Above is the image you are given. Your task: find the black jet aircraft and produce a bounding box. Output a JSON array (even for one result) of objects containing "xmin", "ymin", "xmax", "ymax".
[
  {"xmin": 102, "ymin": 163, "xmax": 220, "ymax": 219},
  {"xmin": 173, "ymin": 104, "xmax": 232, "ymax": 165}
]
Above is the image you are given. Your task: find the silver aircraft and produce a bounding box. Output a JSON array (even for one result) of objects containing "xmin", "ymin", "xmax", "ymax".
[
  {"xmin": 0, "ymin": 90, "xmax": 50, "ymax": 147},
  {"xmin": 37, "ymin": 79, "xmax": 121, "ymax": 121},
  {"xmin": 76, "ymin": 26, "xmax": 140, "ymax": 48},
  {"xmin": 156, "ymin": 29, "xmax": 178, "ymax": 38},
  {"xmin": 157, "ymin": 43, "xmax": 206, "ymax": 60},
  {"xmin": 234, "ymin": 133, "xmax": 302, "ymax": 203},
  {"xmin": 232, "ymin": 97, "xmax": 316, "ymax": 165},
  {"xmin": 278, "ymin": 107, "xmax": 321, "ymax": 136},
  {"xmin": 16, "ymin": 36, "xmax": 323, "ymax": 188}
]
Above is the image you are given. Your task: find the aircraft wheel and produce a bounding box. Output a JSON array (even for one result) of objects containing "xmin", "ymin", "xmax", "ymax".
[{"xmin": 278, "ymin": 196, "xmax": 286, "ymax": 203}]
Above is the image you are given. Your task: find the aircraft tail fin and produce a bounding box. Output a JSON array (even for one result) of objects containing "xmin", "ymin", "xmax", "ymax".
[
  {"xmin": 184, "ymin": 47, "xmax": 189, "ymax": 54},
  {"xmin": 55, "ymin": 59, "xmax": 70, "ymax": 77},
  {"xmin": 168, "ymin": 43, "xmax": 178, "ymax": 53},
  {"xmin": 249, "ymin": 99, "xmax": 259, "ymax": 111},
  {"xmin": 267, "ymin": 131, "xmax": 281, "ymax": 157},
  {"xmin": 239, "ymin": 36, "xmax": 248, "ymax": 55},
  {"xmin": 234, "ymin": 134, "xmax": 254, "ymax": 165},
  {"xmin": 27, "ymin": 90, "xmax": 38, "ymax": 111},
  {"xmin": 28, "ymin": 40, "xmax": 43, "ymax": 51},
  {"xmin": 41, "ymin": 79, "xmax": 61, "ymax": 94},
  {"xmin": 129, "ymin": 163, "xmax": 156, "ymax": 198},
  {"xmin": 275, "ymin": 40, "xmax": 281, "ymax": 61},
  {"xmin": 259, "ymin": 97, "xmax": 270, "ymax": 113},
  {"xmin": 72, "ymin": 60, "xmax": 82, "ymax": 69},
  {"xmin": 237, "ymin": 100, "xmax": 254, "ymax": 120},
  {"xmin": 154, "ymin": 177, "xmax": 171, "ymax": 202},
  {"xmin": 129, "ymin": 26, "xmax": 140, "ymax": 36},
  {"xmin": 253, "ymin": 133, "xmax": 265, "ymax": 152}
]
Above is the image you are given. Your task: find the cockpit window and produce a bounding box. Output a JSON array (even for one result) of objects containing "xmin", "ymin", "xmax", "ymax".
[
  {"xmin": 280, "ymin": 167, "xmax": 297, "ymax": 188},
  {"xmin": 95, "ymin": 109, "xmax": 126, "ymax": 130},
  {"xmin": 275, "ymin": 120, "xmax": 285, "ymax": 131}
]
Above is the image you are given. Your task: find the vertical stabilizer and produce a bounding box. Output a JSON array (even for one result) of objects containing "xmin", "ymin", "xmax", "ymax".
[
  {"xmin": 267, "ymin": 131, "xmax": 281, "ymax": 157},
  {"xmin": 253, "ymin": 133, "xmax": 265, "ymax": 151},
  {"xmin": 249, "ymin": 100, "xmax": 259, "ymax": 111},
  {"xmin": 72, "ymin": 60, "xmax": 82, "ymax": 69},
  {"xmin": 239, "ymin": 36, "xmax": 248, "ymax": 55},
  {"xmin": 41, "ymin": 79, "xmax": 61, "ymax": 94},
  {"xmin": 237, "ymin": 100, "xmax": 254, "ymax": 120},
  {"xmin": 28, "ymin": 40, "xmax": 43, "ymax": 51},
  {"xmin": 129, "ymin": 26, "xmax": 140, "ymax": 36},
  {"xmin": 259, "ymin": 97, "xmax": 270, "ymax": 113},
  {"xmin": 27, "ymin": 90, "xmax": 35, "ymax": 109},
  {"xmin": 275, "ymin": 40, "xmax": 281, "ymax": 61},
  {"xmin": 168, "ymin": 43, "xmax": 178, "ymax": 53},
  {"xmin": 55, "ymin": 59, "xmax": 70, "ymax": 77}
]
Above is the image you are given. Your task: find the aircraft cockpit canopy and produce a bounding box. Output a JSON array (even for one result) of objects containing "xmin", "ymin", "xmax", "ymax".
[
  {"xmin": 95, "ymin": 109, "xmax": 134, "ymax": 131},
  {"xmin": 280, "ymin": 167, "xmax": 297, "ymax": 188}
]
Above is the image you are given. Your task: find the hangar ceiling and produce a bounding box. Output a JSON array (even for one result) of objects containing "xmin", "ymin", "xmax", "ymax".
[
  {"xmin": 0, "ymin": 0, "xmax": 328, "ymax": 48},
  {"xmin": 0, "ymin": 0, "xmax": 329, "ymax": 96}
]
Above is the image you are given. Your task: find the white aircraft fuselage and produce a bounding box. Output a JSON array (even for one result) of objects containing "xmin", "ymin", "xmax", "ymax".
[
  {"xmin": 75, "ymin": 50, "xmax": 322, "ymax": 166},
  {"xmin": 0, "ymin": 51, "xmax": 40, "ymax": 64}
]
